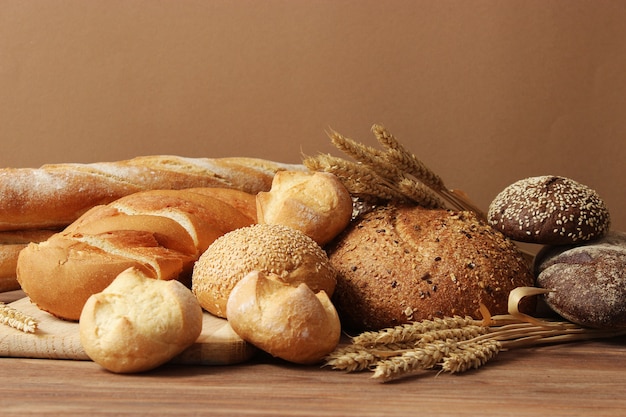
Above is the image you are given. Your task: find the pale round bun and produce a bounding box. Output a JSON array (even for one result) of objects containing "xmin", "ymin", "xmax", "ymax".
[
  {"xmin": 79, "ymin": 267, "xmax": 203, "ymax": 373},
  {"xmin": 256, "ymin": 171, "xmax": 353, "ymax": 246},
  {"xmin": 327, "ymin": 205, "xmax": 535, "ymax": 331},
  {"xmin": 488, "ymin": 176, "xmax": 611, "ymax": 245},
  {"xmin": 192, "ymin": 224, "xmax": 337, "ymax": 318},
  {"xmin": 534, "ymin": 231, "xmax": 626, "ymax": 329},
  {"xmin": 226, "ymin": 270, "xmax": 341, "ymax": 364}
]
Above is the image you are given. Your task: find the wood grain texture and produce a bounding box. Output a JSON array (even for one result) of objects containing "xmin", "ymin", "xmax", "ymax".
[
  {"xmin": 0, "ymin": 295, "xmax": 256, "ymax": 365},
  {"xmin": 2, "ymin": 290, "xmax": 626, "ymax": 416}
]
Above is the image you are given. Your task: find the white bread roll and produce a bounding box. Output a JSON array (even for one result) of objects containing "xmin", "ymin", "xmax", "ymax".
[
  {"xmin": 226, "ymin": 271, "xmax": 341, "ymax": 364},
  {"xmin": 256, "ymin": 171, "xmax": 353, "ymax": 246},
  {"xmin": 17, "ymin": 188, "xmax": 255, "ymax": 321},
  {"xmin": 79, "ymin": 268, "xmax": 203, "ymax": 373}
]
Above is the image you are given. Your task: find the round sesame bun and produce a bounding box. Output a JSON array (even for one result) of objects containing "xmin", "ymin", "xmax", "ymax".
[
  {"xmin": 192, "ymin": 224, "xmax": 337, "ymax": 318},
  {"xmin": 534, "ymin": 231, "xmax": 626, "ymax": 329},
  {"xmin": 327, "ymin": 205, "xmax": 535, "ymax": 331},
  {"xmin": 487, "ymin": 176, "xmax": 611, "ymax": 245},
  {"xmin": 226, "ymin": 270, "xmax": 341, "ymax": 364}
]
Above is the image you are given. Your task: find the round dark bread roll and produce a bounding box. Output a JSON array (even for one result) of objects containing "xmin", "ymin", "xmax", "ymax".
[
  {"xmin": 327, "ymin": 205, "xmax": 535, "ymax": 331},
  {"xmin": 534, "ymin": 231, "xmax": 626, "ymax": 329},
  {"xmin": 487, "ymin": 176, "xmax": 610, "ymax": 245}
]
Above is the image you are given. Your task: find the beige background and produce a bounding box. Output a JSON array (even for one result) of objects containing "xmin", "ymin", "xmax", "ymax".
[{"xmin": 1, "ymin": 0, "xmax": 625, "ymax": 231}]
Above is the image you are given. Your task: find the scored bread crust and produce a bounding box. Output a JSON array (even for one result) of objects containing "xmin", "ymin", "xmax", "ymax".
[
  {"xmin": 16, "ymin": 188, "xmax": 256, "ymax": 321},
  {"xmin": 0, "ymin": 156, "xmax": 302, "ymax": 231},
  {"xmin": 327, "ymin": 204, "xmax": 535, "ymax": 331}
]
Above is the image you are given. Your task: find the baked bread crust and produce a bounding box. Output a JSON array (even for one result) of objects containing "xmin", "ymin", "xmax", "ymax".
[
  {"xmin": 327, "ymin": 205, "xmax": 535, "ymax": 331},
  {"xmin": 0, "ymin": 156, "xmax": 302, "ymax": 231},
  {"xmin": 79, "ymin": 268, "xmax": 203, "ymax": 373},
  {"xmin": 226, "ymin": 271, "xmax": 341, "ymax": 364},
  {"xmin": 487, "ymin": 176, "xmax": 610, "ymax": 245},
  {"xmin": 535, "ymin": 231, "xmax": 626, "ymax": 329},
  {"xmin": 17, "ymin": 188, "xmax": 255, "ymax": 321}
]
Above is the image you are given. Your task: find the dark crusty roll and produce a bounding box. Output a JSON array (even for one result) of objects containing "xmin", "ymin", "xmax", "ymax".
[
  {"xmin": 487, "ymin": 176, "xmax": 610, "ymax": 245},
  {"xmin": 327, "ymin": 204, "xmax": 535, "ymax": 331},
  {"xmin": 535, "ymin": 231, "xmax": 626, "ymax": 329}
]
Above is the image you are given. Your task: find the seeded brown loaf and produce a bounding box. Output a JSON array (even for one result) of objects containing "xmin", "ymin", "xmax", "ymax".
[
  {"xmin": 17, "ymin": 188, "xmax": 256, "ymax": 321},
  {"xmin": 534, "ymin": 231, "xmax": 626, "ymax": 329},
  {"xmin": 0, "ymin": 155, "xmax": 302, "ymax": 231},
  {"xmin": 327, "ymin": 205, "xmax": 535, "ymax": 331},
  {"xmin": 487, "ymin": 176, "xmax": 610, "ymax": 245}
]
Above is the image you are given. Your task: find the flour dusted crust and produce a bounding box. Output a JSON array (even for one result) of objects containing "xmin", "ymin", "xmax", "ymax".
[
  {"xmin": 487, "ymin": 176, "xmax": 610, "ymax": 245},
  {"xmin": 535, "ymin": 231, "xmax": 626, "ymax": 329},
  {"xmin": 0, "ymin": 156, "xmax": 303, "ymax": 231},
  {"xmin": 327, "ymin": 205, "xmax": 535, "ymax": 331}
]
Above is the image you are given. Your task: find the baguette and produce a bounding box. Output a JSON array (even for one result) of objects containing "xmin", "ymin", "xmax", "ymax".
[
  {"xmin": 0, "ymin": 155, "xmax": 303, "ymax": 231},
  {"xmin": 17, "ymin": 187, "xmax": 257, "ymax": 321}
]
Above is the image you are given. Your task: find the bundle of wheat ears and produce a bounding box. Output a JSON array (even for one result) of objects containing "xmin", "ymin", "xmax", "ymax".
[
  {"xmin": 324, "ymin": 288, "xmax": 626, "ymax": 383},
  {"xmin": 303, "ymin": 123, "xmax": 485, "ymax": 218}
]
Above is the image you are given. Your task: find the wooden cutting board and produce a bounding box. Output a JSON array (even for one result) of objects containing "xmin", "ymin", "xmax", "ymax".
[{"xmin": 0, "ymin": 297, "xmax": 256, "ymax": 365}]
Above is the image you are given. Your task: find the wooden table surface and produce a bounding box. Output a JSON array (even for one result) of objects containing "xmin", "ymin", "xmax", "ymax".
[{"xmin": 2, "ymin": 289, "xmax": 626, "ymax": 417}]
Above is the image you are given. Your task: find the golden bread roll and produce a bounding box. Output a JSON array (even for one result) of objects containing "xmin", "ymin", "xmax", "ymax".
[
  {"xmin": 17, "ymin": 188, "xmax": 255, "ymax": 320},
  {"xmin": 79, "ymin": 268, "xmax": 203, "ymax": 373},
  {"xmin": 0, "ymin": 156, "xmax": 302, "ymax": 231},
  {"xmin": 227, "ymin": 271, "xmax": 341, "ymax": 364},
  {"xmin": 256, "ymin": 171, "xmax": 353, "ymax": 246},
  {"xmin": 192, "ymin": 224, "xmax": 337, "ymax": 318},
  {"xmin": 327, "ymin": 204, "xmax": 535, "ymax": 330}
]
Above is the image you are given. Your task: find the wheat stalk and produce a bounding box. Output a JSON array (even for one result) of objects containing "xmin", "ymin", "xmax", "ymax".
[
  {"xmin": 303, "ymin": 124, "xmax": 485, "ymax": 218},
  {"xmin": 0, "ymin": 302, "xmax": 38, "ymax": 333},
  {"xmin": 324, "ymin": 287, "xmax": 626, "ymax": 383}
]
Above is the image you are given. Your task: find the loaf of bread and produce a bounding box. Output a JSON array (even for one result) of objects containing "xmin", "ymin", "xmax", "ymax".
[
  {"xmin": 80, "ymin": 267, "xmax": 203, "ymax": 373},
  {"xmin": 0, "ymin": 155, "xmax": 303, "ymax": 231},
  {"xmin": 535, "ymin": 231, "xmax": 626, "ymax": 329},
  {"xmin": 327, "ymin": 204, "xmax": 535, "ymax": 331},
  {"xmin": 226, "ymin": 270, "xmax": 341, "ymax": 364},
  {"xmin": 488, "ymin": 175, "xmax": 611, "ymax": 245},
  {"xmin": 17, "ymin": 187, "xmax": 256, "ymax": 321}
]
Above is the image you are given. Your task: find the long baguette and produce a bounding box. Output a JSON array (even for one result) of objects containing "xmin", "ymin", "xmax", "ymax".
[
  {"xmin": 16, "ymin": 187, "xmax": 257, "ymax": 321},
  {"xmin": 0, "ymin": 155, "xmax": 304, "ymax": 231}
]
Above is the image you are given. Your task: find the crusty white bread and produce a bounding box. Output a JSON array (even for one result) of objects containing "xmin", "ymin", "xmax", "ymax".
[
  {"xmin": 80, "ymin": 267, "xmax": 203, "ymax": 373},
  {"xmin": 17, "ymin": 187, "xmax": 256, "ymax": 321},
  {"xmin": 226, "ymin": 271, "xmax": 341, "ymax": 365},
  {"xmin": 0, "ymin": 155, "xmax": 303, "ymax": 231}
]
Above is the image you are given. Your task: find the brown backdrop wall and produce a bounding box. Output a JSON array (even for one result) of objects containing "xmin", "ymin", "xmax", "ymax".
[{"xmin": 1, "ymin": 0, "xmax": 625, "ymax": 231}]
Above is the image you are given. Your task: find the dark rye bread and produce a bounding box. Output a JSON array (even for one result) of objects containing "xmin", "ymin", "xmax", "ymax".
[
  {"xmin": 487, "ymin": 176, "xmax": 610, "ymax": 245},
  {"xmin": 535, "ymin": 231, "xmax": 626, "ymax": 329},
  {"xmin": 327, "ymin": 205, "xmax": 535, "ymax": 331}
]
